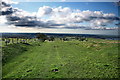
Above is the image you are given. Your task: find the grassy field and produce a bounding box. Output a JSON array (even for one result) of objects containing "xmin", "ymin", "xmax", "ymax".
[{"xmin": 2, "ymin": 38, "xmax": 119, "ymax": 78}]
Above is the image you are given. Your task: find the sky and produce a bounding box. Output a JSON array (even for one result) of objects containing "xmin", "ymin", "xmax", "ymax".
[
  {"xmin": 0, "ymin": 0, "xmax": 120, "ymax": 35},
  {"xmin": 12, "ymin": 0, "xmax": 119, "ymax": 2}
]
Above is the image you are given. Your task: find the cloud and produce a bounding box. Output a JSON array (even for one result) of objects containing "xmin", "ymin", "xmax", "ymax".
[
  {"xmin": 37, "ymin": 6, "xmax": 71, "ymax": 18},
  {"xmin": 6, "ymin": 14, "xmax": 64, "ymax": 28},
  {"xmin": 37, "ymin": 6, "xmax": 53, "ymax": 17},
  {"xmin": 1, "ymin": 2, "xmax": 11, "ymax": 7},
  {"xmin": 115, "ymin": 22, "xmax": 120, "ymax": 26},
  {"xmin": 2, "ymin": 0, "xmax": 19, "ymax": 4},
  {"xmin": 64, "ymin": 23, "xmax": 90, "ymax": 29},
  {"xmin": 1, "ymin": 0, "xmax": 19, "ymax": 15},
  {"xmin": 1, "ymin": 4, "xmax": 69, "ymax": 28},
  {"xmin": 61, "ymin": 0, "xmax": 66, "ymax": 2},
  {"xmin": 0, "ymin": 16, "xmax": 7, "ymax": 25},
  {"xmin": 38, "ymin": 7, "xmax": 119, "ymax": 28},
  {"xmin": 1, "ymin": 0, "xmax": 120, "ymax": 30},
  {"xmin": 116, "ymin": 1, "xmax": 120, "ymax": 6}
]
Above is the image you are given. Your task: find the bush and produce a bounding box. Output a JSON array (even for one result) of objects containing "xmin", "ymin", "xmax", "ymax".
[
  {"xmin": 36, "ymin": 33, "xmax": 47, "ymax": 42},
  {"xmin": 2, "ymin": 43, "xmax": 28, "ymax": 65}
]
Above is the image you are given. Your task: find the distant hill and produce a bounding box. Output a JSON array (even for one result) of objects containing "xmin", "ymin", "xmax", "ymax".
[{"xmin": 0, "ymin": 33, "xmax": 120, "ymax": 40}]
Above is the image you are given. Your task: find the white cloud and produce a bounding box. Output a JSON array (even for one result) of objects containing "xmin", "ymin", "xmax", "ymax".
[
  {"xmin": 1, "ymin": 0, "xmax": 119, "ymax": 30},
  {"xmin": 36, "ymin": 6, "xmax": 117, "ymax": 29},
  {"xmin": 1, "ymin": 0, "xmax": 119, "ymax": 34},
  {"xmin": 13, "ymin": 9, "xmax": 37, "ymax": 17},
  {"xmin": 2, "ymin": 0, "xmax": 19, "ymax": 4},
  {"xmin": 0, "ymin": 16, "xmax": 7, "ymax": 25},
  {"xmin": 37, "ymin": 6, "xmax": 71, "ymax": 18},
  {"xmin": 37, "ymin": 6, "xmax": 52, "ymax": 17},
  {"xmin": 61, "ymin": 0, "xmax": 66, "ymax": 2}
]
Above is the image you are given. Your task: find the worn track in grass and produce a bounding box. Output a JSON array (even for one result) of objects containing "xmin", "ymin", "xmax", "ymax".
[{"xmin": 2, "ymin": 39, "xmax": 119, "ymax": 78}]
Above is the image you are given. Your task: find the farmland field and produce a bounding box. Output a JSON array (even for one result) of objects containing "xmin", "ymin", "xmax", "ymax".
[{"xmin": 2, "ymin": 38, "xmax": 120, "ymax": 78}]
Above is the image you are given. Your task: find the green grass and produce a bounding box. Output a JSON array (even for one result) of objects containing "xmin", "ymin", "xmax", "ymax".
[{"xmin": 2, "ymin": 38, "xmax": 119, "ymax": 78}]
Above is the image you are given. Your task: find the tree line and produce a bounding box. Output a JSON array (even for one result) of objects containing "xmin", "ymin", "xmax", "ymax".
[{"xmin": 1, "ymin": 33, "xmax": 88, "ymax": 46}]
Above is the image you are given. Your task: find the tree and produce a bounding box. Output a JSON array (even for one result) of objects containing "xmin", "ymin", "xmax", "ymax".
[
  {"xmin": 49, "ymin": 36, "xmax": 55, "ymax": 41},
  {"xmin": 2, "ymin": 38, "xmax": 5, "ymax": 41},
  {"xmin": 16, "ymin": 38, "xmax": 19, "ymax": 43},
  {"xmin": 63, "ymin": 38, "xmax": 69, "ymax": 41},
  {"xmin": 11, "ymin": 38, "xmax": 14, "ymax": 44},
  {"xmin": 36, "ymin": 33, "xmax": 47, "ymax": 42},
  {"xmin": 79, "ymin": 37, "xmax": 87, "ymax": 41},
  {"xmin": 5, "ymin": 38, "xmax": 10, "ymax": 45},
  {"xmin": 75, "ymin": 36, "xmax": 80, "ymax": 40}
]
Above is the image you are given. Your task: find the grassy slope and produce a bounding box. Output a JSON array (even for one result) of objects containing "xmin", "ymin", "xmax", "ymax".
[{"xmin": 2, "ymin": 38, "xmax": 119, "ymax": 78}]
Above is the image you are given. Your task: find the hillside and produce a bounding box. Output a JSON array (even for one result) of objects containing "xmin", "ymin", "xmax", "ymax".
[{"xmin": 2, "ymin": 38, "xmax": 119, "ymax": 78}]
